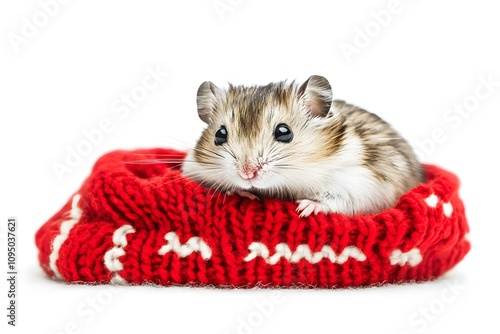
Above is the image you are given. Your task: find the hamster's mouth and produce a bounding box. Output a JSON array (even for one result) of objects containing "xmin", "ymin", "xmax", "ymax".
[
  {"xmin": 239, "ymin": 179, "xmax": 255, "ymax": 189},
  {"xmin": 234, "ymin": 176, "xmax": 265, "ymax": 190},
  {"xmin": 244, "ymin": 178, "xmax": 269, "ymax": 190}
]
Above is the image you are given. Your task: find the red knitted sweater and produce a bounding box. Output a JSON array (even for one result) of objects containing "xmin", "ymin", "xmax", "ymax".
[{"xmin": 35, "ymin": 148, "xmax": 470, "ymax": 288}]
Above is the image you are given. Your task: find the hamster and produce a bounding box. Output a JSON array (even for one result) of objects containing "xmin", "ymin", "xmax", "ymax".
[{"xmin": 182, "ymin": 75, "xmax": 425, "ymax": 217}]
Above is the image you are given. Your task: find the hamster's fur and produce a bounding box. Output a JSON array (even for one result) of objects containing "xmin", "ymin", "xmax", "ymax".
[{"xmin": 182, "ymin": 75, "xmax": 424, "ymax": 217}]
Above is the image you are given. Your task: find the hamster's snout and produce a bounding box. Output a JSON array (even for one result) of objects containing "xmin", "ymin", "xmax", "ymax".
[
  {"xmin": 237, "ymin": 158, "xmax": 271, "ymax": 181},
  {"xmin": 237, "ymin": 163, "xmax": 262, "ymax": 180}
]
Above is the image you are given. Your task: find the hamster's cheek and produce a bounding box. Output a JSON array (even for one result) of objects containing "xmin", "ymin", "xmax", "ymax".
[{"xmin": 248, "ymin": 175, "xmax": 277, "ymax": 190}]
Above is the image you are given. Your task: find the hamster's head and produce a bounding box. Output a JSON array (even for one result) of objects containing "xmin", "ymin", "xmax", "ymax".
[{"xmin": 183, "ymin": 75, "xmax": 345, "ymax": 198}]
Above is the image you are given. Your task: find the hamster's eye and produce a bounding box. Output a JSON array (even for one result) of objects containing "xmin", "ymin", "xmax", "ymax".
[
  {"xmin": 274, "ymin": 123, "xmax": 293, "ymax": 143},
  {"xmin": 214, "ymin": 126, "xmax": 228, "ymax": 145}
]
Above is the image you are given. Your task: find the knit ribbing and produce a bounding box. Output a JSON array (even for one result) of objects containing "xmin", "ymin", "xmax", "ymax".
[{"xmin": 35, "ymin": 148, "xmax": 470, "ymax": 288}]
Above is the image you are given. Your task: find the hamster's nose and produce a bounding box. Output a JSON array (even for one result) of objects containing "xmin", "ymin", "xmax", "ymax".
[{"xmin": 238, "ymin": 163, "xmax": 262, "ymax": 180}]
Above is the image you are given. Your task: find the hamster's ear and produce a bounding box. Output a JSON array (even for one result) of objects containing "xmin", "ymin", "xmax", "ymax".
[
  {"xmin": 298, "ymin": 75, "xmax": 332, "ymax": 117},
  {"xmin": 197, "ymin": 81, "xmax": 223, "ymax": 123}
]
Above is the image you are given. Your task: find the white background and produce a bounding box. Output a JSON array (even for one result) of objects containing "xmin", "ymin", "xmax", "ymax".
[{"xmin": 1, "ymin": 0, "xmax": 499, "ymax": 333}]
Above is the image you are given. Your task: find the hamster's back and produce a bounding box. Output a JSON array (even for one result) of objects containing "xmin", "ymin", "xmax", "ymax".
[{"xmin": 332, "ymin": 100, "xmax": 425, "ymax": 195}]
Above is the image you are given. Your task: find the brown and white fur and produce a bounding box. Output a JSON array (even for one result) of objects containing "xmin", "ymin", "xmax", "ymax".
[{"xmin": 182, "ymin": 75, "xmax": 424, "ymax": 217}]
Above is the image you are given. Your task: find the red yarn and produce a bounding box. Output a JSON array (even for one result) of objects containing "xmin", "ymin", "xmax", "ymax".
[{"xmin": 35, "ymin": 148, "xmax": 470, "ymax": 288}]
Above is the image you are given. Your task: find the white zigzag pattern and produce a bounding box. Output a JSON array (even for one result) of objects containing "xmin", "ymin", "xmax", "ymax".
[
  {"xmin": 49, "ymin": 194, "xmax": 82, "ymax": 280},
  {"xmin": 49, "ymin": 196, "xmax": 435, "ymax": 280},
  {"xmin": 244, "ymin": 242, "xmax": 367, "ymax": 264},
  {"xmin": 104, "ymin": 224, "xmax": 136, "ymax": 284},
  {"xmin": 158, "ymin": 232, "xmax": 212, "ymax": 260},
  {"xmin": 389, "ymin": 248, "xmax": 422, "ymax": 267}
]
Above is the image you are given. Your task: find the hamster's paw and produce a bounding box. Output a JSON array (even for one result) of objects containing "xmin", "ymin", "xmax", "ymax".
[
  {"xmin": 295, "ymin": 199, "xmax": 330, "ymax": 217},
  {"xmin": 227, "ymin": 190, "xmax": 260, "ymax": 201}
]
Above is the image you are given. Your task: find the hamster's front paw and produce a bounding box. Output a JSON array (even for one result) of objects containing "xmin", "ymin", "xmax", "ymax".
[
  {"xmin": 227, "ymin": 190, "xmax": 260, "ymax": 201},
  {"xmin": 295, "ymin": 199, "xmax": 330, "ymax": 217}
]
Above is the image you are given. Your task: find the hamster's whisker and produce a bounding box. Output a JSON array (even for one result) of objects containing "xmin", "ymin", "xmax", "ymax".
[
  {"xmin": 217, "ymin": 180, "xmax": 234, "ymax": 203},
  {"xmin": 194, "ymin": 147, "xmax": 226, "ymax": 159},
  {"xmin": 266, "ymin": 145, "xmax": 280, "ymax": 158},
  {"xmin": 159, "ymin": 136, "xmax": 196, "ymax": 149},
  {"xmin": 150, "ymin": 167, "xmax": 221, "ymax": 189},
  {"xmin": 273, "ymin": 164, "xmax": 333, "ymax": 178},
  {"xmin": 208, "ymin": 181, "xmax": 223, "ymax": 202},
  {"xmin": 207, "ymin": 177, "xmax": 231, "ymax": 203},
  {"xmin": 129, "ymin": 153, "xmax": 187, "ymax": 156},
  {"xmin": 187, "ymin": 161, "xmax": 221, "ymax": 166},
  {"xmin": 370, "ymin": 137, "xmax": 406, "ymax": 141},
  {"xmin": 156, "ymin": 140, "xmax": 225, "ymax": 160},
  {"xmin": 271, "ymin": 152, "xmax": 304, "ymax": 161},
  {"xmin": 151, "ymin": 175, "xmax": 189, "ymax": 189},
  {"xmin": 123, "ymin": 159, "xmax": 221, "ymax": 167},
  {"xmin": 268, "ymin": 170, "xmax": 298, "ymax": 200},
  {"xmin": 190, "ymin": 178, "xmax": 213, "ymax": 193},
  {"xmin": 220, "ymin": 145, "xmax": 236, "ymax": 159},
  {"xmin": 172, "ymin": 171, "xmax": 216, "ymax": 193},
  {"xmin": 124, "ymin": 159, "xmax": 186, "ymax": 164}
]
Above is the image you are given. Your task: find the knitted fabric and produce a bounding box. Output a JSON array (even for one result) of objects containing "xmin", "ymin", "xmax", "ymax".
[{"xmin": 35, "ymin": 148, "xmax": 470, "ymax": 288}]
